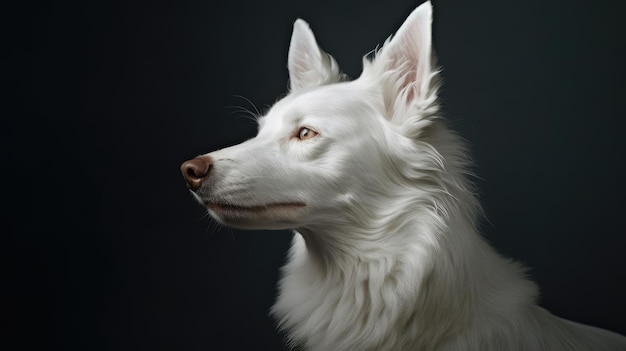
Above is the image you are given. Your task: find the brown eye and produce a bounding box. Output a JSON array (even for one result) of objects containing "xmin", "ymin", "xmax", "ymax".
[{"xmin": 298, "ymin": 127, "xmax": 318, "ymax": 140}]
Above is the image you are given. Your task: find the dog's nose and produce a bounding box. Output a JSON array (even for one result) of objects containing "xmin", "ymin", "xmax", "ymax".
[{"xmin": 180, "ymin": 155, "xmax": 213, "ymax": 191}]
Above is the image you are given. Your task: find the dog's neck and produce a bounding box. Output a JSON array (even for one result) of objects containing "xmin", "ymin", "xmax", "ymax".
[
  {"xmin": 280, "ymin": 200, "xmax": 479, "ymax": 347},
  {"xmin": 295, "ymin": 204, "xmax": 439, "ymax": 272}
]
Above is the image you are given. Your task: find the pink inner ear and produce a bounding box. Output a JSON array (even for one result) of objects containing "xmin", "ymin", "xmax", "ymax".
[
  {"xmin": 382, "ymin": 4, "xmax": 432, "ymax": 106},
  {"xmin": 292, "ymin": 43, "xmax": 311, "ymax": 74},
  {"xmin": 390, "ymin": 52, "xmax": 420, "ymax": 106},
  {"xmin": 401, "ymin": 66, "xmax": 418, "ymax": 103}
]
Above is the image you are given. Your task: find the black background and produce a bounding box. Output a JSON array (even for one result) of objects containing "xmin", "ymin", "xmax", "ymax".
[{"xmin": 4, "ymin": 0, "xmax": 626, "ymax": 349}]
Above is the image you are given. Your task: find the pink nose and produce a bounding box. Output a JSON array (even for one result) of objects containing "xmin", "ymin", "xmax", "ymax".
[{"xmin": 180, "ymin": 155, "xmax": 213, "ymax": 191}]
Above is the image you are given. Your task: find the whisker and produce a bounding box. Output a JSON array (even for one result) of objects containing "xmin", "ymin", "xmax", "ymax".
[
  {"xmin": 196, "ymin": 209, "xmax": 221, "ymax": 239},
  {"xmin": 226, "ymin": 106, "xmax": 259, "ymax": 123},
  {"xmin": 233, "ymin": 94, "xmax": 261, "ymax": 116}
]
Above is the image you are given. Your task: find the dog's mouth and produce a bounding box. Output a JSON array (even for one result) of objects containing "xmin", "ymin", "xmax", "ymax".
[{"xmin": 204, "ymin": 201, "xmax": 307, "ymax": 229}]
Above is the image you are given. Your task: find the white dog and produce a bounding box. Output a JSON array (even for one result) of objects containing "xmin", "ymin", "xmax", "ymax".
[{"xmin": 181, "ymin": 2, "xmax": 626, "ymax": 350}]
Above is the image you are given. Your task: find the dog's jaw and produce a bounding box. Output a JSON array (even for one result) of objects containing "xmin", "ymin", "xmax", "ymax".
[{"xmin": 205, "ymin": 200, "xmax": 308, "ymax": 230}]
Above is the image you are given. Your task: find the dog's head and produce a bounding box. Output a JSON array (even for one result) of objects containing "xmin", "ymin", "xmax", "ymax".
[{"xmin": 182, "ymin": 2, "xmax": 444, "ymax": 231}]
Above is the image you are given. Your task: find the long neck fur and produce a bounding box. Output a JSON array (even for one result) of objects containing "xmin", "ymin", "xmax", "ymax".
[{"xmin": 271, "ymin": 118, "xmax": 539, "ymax": 350}]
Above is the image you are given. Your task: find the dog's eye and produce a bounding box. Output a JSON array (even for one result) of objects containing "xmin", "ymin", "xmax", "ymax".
[{"xmin": 298, "ymin": 127, "xmax": 318, "ymax": 140}]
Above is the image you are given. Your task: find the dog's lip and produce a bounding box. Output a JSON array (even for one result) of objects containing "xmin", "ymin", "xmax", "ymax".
[{"xmin": 205, "ymin": 202, "xmax": 306, "ymax": 211}]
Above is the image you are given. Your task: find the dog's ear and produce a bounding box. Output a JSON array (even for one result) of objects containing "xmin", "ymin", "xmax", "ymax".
[
  {"xmin": 368, "ymin": 1, "xmax": 439, "ymax": 125},
  {"xmin": 288, "ymin": 19, "xmax": 344, "ymax": 92}
]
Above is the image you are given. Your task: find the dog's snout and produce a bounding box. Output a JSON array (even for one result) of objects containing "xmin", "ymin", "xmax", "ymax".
[{"xmin": 180, "ymin": 156, "xmax": 213, "ymax": 191}]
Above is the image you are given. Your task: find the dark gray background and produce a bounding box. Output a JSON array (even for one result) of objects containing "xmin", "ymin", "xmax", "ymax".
[{"xmin": 4, "ymin": 0, "xmax": 625, "ymax": 349}]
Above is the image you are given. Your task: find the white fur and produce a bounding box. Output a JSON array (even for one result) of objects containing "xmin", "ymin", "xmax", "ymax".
[{"xmin": 190, "ymin": 2, "xmax": 626, "ymax": 350}]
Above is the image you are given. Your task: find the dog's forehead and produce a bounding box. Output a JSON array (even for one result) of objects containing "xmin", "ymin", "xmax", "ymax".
[{"xmin": 265, "ymin": 83, "xmax": 374, "ymax": 122}]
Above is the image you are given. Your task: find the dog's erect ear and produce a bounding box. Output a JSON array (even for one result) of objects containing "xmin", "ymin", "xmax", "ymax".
[
  {"xmin": 368, "ymin": 1, "xmax": 438, "ymax": 122},
  {"xmin": 288, "ymin": 19, "xmax": 344, "ymax": 92}
]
